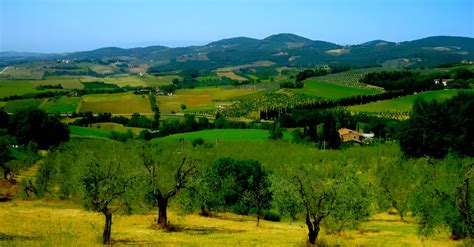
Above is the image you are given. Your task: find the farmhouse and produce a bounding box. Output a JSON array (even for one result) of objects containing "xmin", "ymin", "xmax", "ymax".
[
  {"xmin": 338, "ymin": 128, "xmax": 373, "ymax": 144},
  {"xmin": 434, "ymin": 78, "xmax": 453, "ymax": 86}
]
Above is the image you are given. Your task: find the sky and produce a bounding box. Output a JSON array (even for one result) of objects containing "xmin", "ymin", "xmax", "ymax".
[{"xmin": 1, "ymin": 0, "xmax": 473, "ymax": 53}]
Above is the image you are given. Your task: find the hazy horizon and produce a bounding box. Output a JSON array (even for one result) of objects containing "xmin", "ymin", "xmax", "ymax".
[{"xmin": 1, "ymin": 0, "xmax": 473, "ymax": 53}]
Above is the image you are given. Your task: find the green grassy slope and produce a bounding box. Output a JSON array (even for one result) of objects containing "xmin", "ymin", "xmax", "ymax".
[
  {"xmin": 290, "ymin": 80, "xmax": 379, "ymax": 99},
  {"xmin": 348, "ymin": 89, "xmax": 473, "ymax": 112},
  {"xmin": 155, "ymin": 129, "xmax": 290, "ymax": 142}
]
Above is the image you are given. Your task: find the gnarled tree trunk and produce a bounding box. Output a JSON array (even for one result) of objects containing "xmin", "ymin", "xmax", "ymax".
[
  {"xmin": 305, "ymin": 214, "xmax": 321, "ymax": 244},
  {"xmin": 157, "ymin": 197, "xmax": 168, "ymax": 227},
  {"xmin": 1, "ymin": 165, "xmax": 10, "ymax": 180},
  {"xmin": 102, "ymin": 208, "xmax": 112, "ymax": 244}
]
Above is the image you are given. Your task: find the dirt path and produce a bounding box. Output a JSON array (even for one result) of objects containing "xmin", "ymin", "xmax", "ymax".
[
  {"xmin": 0, "ymin": 161, "xmax": 39, "ymax": 200},
  {"xmin": 15, "ymin": 161, "xmax": 40, "ymax": 182},
  {"xmin": 0, "ymin": 66, "xmax": 9, "ymax": 74}
]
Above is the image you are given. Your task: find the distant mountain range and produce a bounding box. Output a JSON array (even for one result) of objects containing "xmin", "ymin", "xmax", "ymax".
[{"xmin": 1, "ymin": 34, "xmax": 473, "ymax": 68}]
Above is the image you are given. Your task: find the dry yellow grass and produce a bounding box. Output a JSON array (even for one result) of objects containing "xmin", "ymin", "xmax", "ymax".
[
  {"xmin": 0, "ymin": 200, "xmax": 463, "ymax": 246},
  {"xmin": 157, "ymin": 87, "xmax": 258, "ymax": 114},
  {"xmin": 216, "ymin": 71, "xmax": 247, "ymax": 81},
  {"xmin": 79, "ymin": 92, "xmax": 153, "ymax": 114}
]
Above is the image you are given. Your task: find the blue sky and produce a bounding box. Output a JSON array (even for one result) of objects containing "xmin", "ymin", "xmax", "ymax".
[{"xmin": 1, "ymin": 0, "xmax": 473, "ymax": 53}]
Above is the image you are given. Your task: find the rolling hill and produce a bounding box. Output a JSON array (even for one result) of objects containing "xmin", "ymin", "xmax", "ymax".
[{"xmin": 1, "ymin": 35, "xmax": 473, "ymax": 69}]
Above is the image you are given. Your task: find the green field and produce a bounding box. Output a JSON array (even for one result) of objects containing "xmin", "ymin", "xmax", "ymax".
[
  {"xmin": 90, "ymin": 122, "xmax": 145, "ymax": 135},
  {"xmin": 196, "ymin": 75, "xmax": 220, "ymax": 81},
  {"xmin": 156, "ymin": 129, "xmax": 290, "ymax": 142},
  {"xmin": 3, "ymin": 99, "xmax": 44, "ymax": 112},
  {"xmin": 348, "ymin": 89, "xmax": 473, "ymax": 113},
  {"xmin": 38, "ymin": 76, "xmax": 84, "ymax": 89},
  {"xmin": 290, "ymin": 80, "xmax": 380, "ymax": 99},
  {"xmin": 0, "ymin": 77, "xmax": 80, "ymax": 98},
  {"xmin": 0, "ymin": 80, "xmax": 37, "ymax": 98},
  {"xmin": 79, "ymin": 92, "xmax": 153, "ymax": 114},
  {"xmin": 69, "ymin": 126, "xmax": 115, "ymax": 139},
  {"xmin": 141, "ymin": 75, "xmax": 182, "ymax": 86},
  {"xmin": 80, "ymin": 76, "xmax": 146, "ymax": 87},
  {"xmin": 39, "ymin": 97, "xmax": 81, "ymax": 114}
]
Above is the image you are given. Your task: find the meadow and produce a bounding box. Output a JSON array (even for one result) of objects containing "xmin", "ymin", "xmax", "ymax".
[
  {"xmin": 156, "ymin": 129, "xmax": 291, "ymax": 142},
  {"xmin": 0, "ymin": 200, "xmax": 458, "ymax": 246},
  {"xmin": 69, "ymin": 125, "xmax": 115, "ymax": 139},
  {"xmin": 348, "ymin": 89, "xmax": 473, "ymax": 112},
  {"xmin": 0, "ymin": 80, "xmax": 38, "ymax": 98},
  {"xmin": 90, "ymin": 122, "xmax": 145, "ymax": 135},
  {"xmin": 3, "ymin": 99, "xmax": 45, "ymax": 112},
  {"xmin": 79, "ymin": 92, "xmax": 153, "ymax": 114},
  {"xmin": 39, "ymin": 97, "xmax": 81, "ymax": 114},
  {"xmin": 38, "ymin": 76, "xmax": 84, "ymax": 89},
  {"xmin": 289, "ymin": 80, "xmax": 380, "ymax": 99}
]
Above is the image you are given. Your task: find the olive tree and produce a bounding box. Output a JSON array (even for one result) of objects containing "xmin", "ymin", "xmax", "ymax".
[
  {"xmin": 82, "ymin": 156, "xmax": 136, "ymax": 244},
  {"xmin": 274, "ymin": 162, "xmax": 371, "ymax": 244},
  {"xmin": 374, "ymin": 158, "xmax": 416, "ymax": 221},
  {"xmin": 137, "ymin": 142, "xmax": 197, "ymax": 228},
  {"xmin": 410, "ymin": 158, "xmax": 474, "ymax": 240},
  {"xmin": 73, "ymin": 142, "xmax": 137, "ymax": 244}
]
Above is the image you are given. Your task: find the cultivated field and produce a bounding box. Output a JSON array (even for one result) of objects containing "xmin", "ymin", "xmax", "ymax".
[
  {"xmin": 140, "ymin": 75, "xmax": 181, "ymax": 86},
  {"xmin": 216, "ymin": 71, "xmax": 247, "ymax": 81},
  {"xmin": 38, "ymin": 76, "xmax": 84, "ymax": 89},
  {"xmin": 0, "ymin": 80, "xmax": 38, "ymax": 98},
  {"xmin": 0, "ymin": 200, "xmax": 458, "ymax": 246},
  {"xmin": 216, "ymin": 61, "xmax": 275, "ymax": 72},
  {"xmin": 348, "ymin": 89, "xmax": 473, "ymax": 113},
  {"xmin": 290, "ymin": 80, "xmax": 380, "ymax": 99},
  {"xmin": 315, "ymin": 67, "xmax": 392, "ymax": 88},
  {"xmin": 39, "ymin": 97, "xmax": 81, "ymax": 114},
  {"xmin": 79, "ymin": 92, "xmax": 153, "ymax": 114},
  {"xmin": 157, "ymin": 87, "xmax": 260, "ymax": 114},
  {"xmin": 3, "ymin": 99, "xmax": 44, "ymax": 112},
  {"xmin": 0, "ymin": 65, "xmax": 44, "ymax": 80},
  {"xmin": 88, "ymin": 64, "xmax": 116, "ymax": 74},
  {"xmin": 80, "ymin": 75, "xmax": 146, "ymax": 87},
  {"xmin": 80, "ymin": 75, "xmax": 180, "ymax": 87}
]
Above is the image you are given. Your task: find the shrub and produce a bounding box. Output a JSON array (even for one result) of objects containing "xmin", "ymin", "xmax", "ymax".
[{"xmin": 191, "ymin": 138, "xmax": 204, "ymax": 147}]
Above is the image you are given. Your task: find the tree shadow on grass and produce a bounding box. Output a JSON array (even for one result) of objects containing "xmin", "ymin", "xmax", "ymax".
[
  {"xmin": 209, "ymin": 214, "xmax": 254, "ymax": 223},
  {"xmin": 149, "ymin": 223, "xmax": 246, "ymax": 235},
  {"xmin": 0, "ymin": 233, "xmax": 40, "ymax": 241}
]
